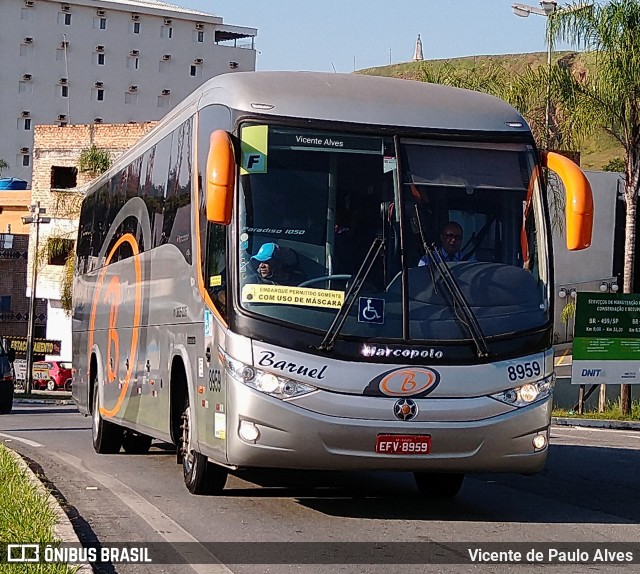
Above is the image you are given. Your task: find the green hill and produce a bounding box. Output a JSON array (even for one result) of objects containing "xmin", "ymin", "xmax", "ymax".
[{"xmin": 359, "ymin": 52, "xmax": 623, "ymax": 171}]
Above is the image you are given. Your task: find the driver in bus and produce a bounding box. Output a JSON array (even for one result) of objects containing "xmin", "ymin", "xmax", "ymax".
[
  {"xmin": 247, "ymin": 242, "xmax": 305, "ymax": 286},
  {"xmin": 418, "ymin": 221, "xmax": 476, "ymax": 266}
]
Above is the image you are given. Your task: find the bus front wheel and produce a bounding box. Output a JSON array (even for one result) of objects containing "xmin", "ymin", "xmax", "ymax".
[
  {"xmin": 413, "ymin": 472, "xmax": 465, "ymax": 498},
  {"xmin": 180, "ymin": 395, "xmax": 227, "ymax": 495},
  {"xmin": 92, "ymin": 388, "xmax": 123, "ymax": 454}
]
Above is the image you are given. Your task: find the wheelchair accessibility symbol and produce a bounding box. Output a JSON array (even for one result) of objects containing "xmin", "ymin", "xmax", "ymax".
[{"xmin": 358, "ymin": 297, "xmax": 385, "ymax": 324}]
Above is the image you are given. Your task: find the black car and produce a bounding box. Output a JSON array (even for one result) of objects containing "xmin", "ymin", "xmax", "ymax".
[{"xmin": 0, "ymin": 340, "xmax": 16, "ymax": 414}]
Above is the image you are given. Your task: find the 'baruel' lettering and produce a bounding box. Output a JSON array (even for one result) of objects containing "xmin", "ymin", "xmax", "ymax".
[{"xmin": 258, "ymin": 351, "xmax": 327, "ymax": 380}]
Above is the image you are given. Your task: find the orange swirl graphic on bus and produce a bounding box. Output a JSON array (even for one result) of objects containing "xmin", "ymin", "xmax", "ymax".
[
  {"xmin": 87, "ymin": 233, "xmax": 142, "ymax": 418},
  {"xmin": 378, "ymin": 368, "xmax": 440, "ymax": 397}
]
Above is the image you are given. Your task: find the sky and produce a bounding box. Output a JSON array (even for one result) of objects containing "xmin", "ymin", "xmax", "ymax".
[{"xmin": 173, "ymin": 0, "xmax": 575, "ymax": 73}]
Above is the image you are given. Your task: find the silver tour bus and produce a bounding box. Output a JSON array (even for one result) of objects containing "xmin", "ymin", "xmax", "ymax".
[{"xmin": 72, "ymin": 72, "xmax": 593, "ymax": 496}]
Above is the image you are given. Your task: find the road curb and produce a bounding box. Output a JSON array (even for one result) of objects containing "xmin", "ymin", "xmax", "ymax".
[
  {"xmin": 552, "ymin": 417, "xmax": 640, "ymax": 431},
  {"xmin": 13, "ymin": 397, "xmax": 74, "ymax": 405},
  {"xmin": 6, "ymin": 447, "xmax": 92, "ymax": 573}
]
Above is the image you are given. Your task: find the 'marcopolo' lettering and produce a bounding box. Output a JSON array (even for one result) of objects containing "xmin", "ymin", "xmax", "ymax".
[{"xmin": 258, "ymin": 351, "xmax": 327, "ymax": 380}]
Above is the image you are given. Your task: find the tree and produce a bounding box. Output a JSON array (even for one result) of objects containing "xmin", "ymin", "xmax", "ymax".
[
  {"xmin": 0, "ymin": 158, "xmax": 8, "ymax": 177},
  {"xmin": 553, "ymin": 0, "xmax": 640, "ymax": 414},
  {"xmin": 78, "ymin": 145, "xmax": 111, "ymax": 176},
  {"xmin": 417, "ymin": 60, "xmax": 568, "ymax": 230}
]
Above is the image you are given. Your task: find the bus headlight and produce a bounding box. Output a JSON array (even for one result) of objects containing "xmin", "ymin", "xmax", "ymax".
[
  {"xmin": 490, "ymin": 374, "xmax": 555, "ymax": 407},
  {"xmin": 224, "ymin": 353, "xmax": 317, "ymax": 400}
]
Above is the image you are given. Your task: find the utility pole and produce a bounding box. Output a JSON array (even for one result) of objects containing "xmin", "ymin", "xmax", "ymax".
[{"xmin": 22, "ymin": 202, "xmax": 50, "ymax": 394}]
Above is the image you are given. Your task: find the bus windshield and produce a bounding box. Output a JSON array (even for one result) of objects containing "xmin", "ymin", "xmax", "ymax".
[{"xmin": 236, "ymin": 123, "xmax": 549, "ymax": 344}]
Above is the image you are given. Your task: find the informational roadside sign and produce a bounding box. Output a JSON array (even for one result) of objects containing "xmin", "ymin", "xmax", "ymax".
[{"xmin": 572, "ymin": 292, "xmax": 640, "ymax": 385}]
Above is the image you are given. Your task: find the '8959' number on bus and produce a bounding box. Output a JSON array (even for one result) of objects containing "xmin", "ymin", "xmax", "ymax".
[{"xmin": 507, "ymin": 361, "xmax": 541, "ymax": 381}]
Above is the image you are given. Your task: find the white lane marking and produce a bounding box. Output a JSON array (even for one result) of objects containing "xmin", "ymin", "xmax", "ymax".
[
  {"xmin": 49, "ymin": 451, "xmax": 233, "ymax": 574},
  {"xmin": 0, "ymin": 432, "xmax": 43, "ymax": 447},
  {"xmin": 552, "ymin": 426, "xmax": 640, "ymax": 437}
]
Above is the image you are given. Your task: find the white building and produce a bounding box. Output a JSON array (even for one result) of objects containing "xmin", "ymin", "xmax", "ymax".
[{"xmin": 1, "ymin": 0, "xmax": 257, "ymax": 185}]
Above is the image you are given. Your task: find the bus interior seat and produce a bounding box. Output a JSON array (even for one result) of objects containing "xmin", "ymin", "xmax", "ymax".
[{"xmin": 277, "ymin": 240, "xmax": 326, "ymax": 279}]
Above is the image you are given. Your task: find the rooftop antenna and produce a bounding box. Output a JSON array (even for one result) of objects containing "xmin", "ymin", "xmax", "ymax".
[{"xmin": 413, "ymin": 34, "xmax": 424, "ymax": 62}]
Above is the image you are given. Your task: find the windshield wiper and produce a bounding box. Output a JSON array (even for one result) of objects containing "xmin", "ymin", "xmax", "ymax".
[
  {"xmin": 317, "ymin": 237, "xmax": 384, "ymax": 353},
  {"xmin": 415, "ymin": 206, "xmax": 489, "ymax": 358}
]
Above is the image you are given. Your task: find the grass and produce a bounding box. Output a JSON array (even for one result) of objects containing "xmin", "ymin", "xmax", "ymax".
[
  {"xmin": 0, "ymin": 445, "xmax": 76, "ymax": 573},
  {"xmin": 553, "ymin": 400, "xmax": 640, "ymax": 421}
]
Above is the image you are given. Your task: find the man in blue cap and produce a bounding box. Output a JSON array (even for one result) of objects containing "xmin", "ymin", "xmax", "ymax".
[{"xmin": 249, "ymin": 242, "xmax": 303, "ymax": 285}]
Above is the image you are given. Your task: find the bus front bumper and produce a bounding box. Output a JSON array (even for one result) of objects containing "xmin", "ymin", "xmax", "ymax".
[{"xmin": 217, "ymin": 382, "xmax": 552, "ymax": 475}]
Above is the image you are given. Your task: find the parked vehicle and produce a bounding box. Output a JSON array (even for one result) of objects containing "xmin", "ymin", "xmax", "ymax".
[
  {"xmin": 0, "ymin": 341, "xmax": 16, "ymax": 413},
  {"xmin": 33, "ymin": 361, "xmax": 72, "ymax": 391}
]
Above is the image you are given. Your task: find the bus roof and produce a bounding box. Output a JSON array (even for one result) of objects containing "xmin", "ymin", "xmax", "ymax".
[
  {"xmin": 195, "ymin": 71, "xmax": 529, "ymax": 134},
  {"xmin": 88, "ymin": 72, "xmax": 532, "ymax": 193}
]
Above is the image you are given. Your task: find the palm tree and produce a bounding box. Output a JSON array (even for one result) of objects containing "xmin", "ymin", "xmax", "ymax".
[
  {"xmin": 553, "ymin": 0, "xmax": 640, "ymax": 414},
  {"xmin": 0, "ymin": 158, "xmax": 8, "ymax": 177}
]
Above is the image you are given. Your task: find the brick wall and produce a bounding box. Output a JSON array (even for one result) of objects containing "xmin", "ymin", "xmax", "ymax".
[
  {"xmin": 29, "ymin": 122, "xmax": 157, "ymax": 293},
  {"xmin": 0, "ymin": 233, "xmax": 47, "ymax": 340}
]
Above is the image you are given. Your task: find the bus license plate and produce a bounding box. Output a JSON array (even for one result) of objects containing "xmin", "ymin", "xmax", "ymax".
[{"xmin": 376, "ymin": 434, "xmax": 431, "ymax": 454}]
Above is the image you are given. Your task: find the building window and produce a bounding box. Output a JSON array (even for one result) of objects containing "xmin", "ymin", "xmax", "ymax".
[
  {"xmin": 0, "ymin": 234, "xmax": 14, "ymax": 249},
  {"xmin": 61, "ymin": 85, "xmax": 68, "ymax": 98},
  {"xmin": 96, "ymin": 89, "xmax": 104, "ymax": 101},
  {"xmin": 0, "ymin": 296, "xmax": 11, "ymax": 312},
  {"xmin": 18, "ymin": 81, "xmax": 33, "ymax": 94},
  {"xmin": 190, "ymin": 64, "xmax": 203, "ymax": 77},
  {"xmin": 159, "ymin": 60, "xmax": 171, "ymax": 73},
  {"xmin": 22, "ymin": 155, "xmax": 30, "ymax": 167},
  {"xmin": 21, "ymin": 7, "xmax": 34, "ymax": 20},
  {"xmin": 127, "ymin": 56, "xmax": 139, "ymax": 70},
  {"xmin": 47, "ymin": 238, "xmax": 74, "ymax": 266},
  {"xmin": 51, "ymin": 166, "xmax": 77, "ymax": 189},
  {"xmin": 158, "ymin": 95, "xmax": 170, "ymax": 108},
  {"xmin": 56, "ymin": 48, "xmax": 66, "ymax": 61},
  {"xmin": 161, "ymin": 25, "xmax": 173, "ymax": 39},
  {"xmin": 20, "ymin": 44, "xmax": 34, "ymax": 57},
  {"xmin": 99, "ymin": 17, "xmax": 107, "ymax": 29},
  {"xmin": 196, "ymin": 30, "xmax": 204, "ymax": 43},
  {"xmin": 58, "ymin": 12, "xmax": 72, "ymax": 25},
  {"xmin": 133, "ymin": 21, "xmax": 141, "ymax": 34},
  {"xmin": 97, "ymin": 53, "xmax": 105, "ymax": 65},
  {"xmin": 125, "ymin": 92, "xmax": 138, "ymax": 105},
  {"xmin": 24, "ymin": 118, "xmax": 31, "ymax": 130}
]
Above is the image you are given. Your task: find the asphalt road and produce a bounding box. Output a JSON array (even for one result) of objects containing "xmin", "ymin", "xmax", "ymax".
[{"xmin": 2, "ymin": 401, "xmax": 640, "ymax": 574}]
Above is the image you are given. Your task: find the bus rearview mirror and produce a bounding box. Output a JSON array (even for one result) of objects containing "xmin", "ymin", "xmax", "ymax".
[
  {"xmin": 206, "ymin": 130, "xmax": 235, "ymax": 225},
  {"xmin": 542, "ymin": 151, "xmax": 593, "ymax": 251}
]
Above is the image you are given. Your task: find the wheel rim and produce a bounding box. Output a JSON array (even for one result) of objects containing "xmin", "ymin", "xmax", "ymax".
[
  {"xmin": 47, "ymin": 380, "xmax": 55, "ymax": 391},
  {"xmin": 92, "ymin": 391, "xmax": 100, "ymax": 437},
  {"xmin": 181, "ymin": 403, "xmax": 195, "ymax": 474}
]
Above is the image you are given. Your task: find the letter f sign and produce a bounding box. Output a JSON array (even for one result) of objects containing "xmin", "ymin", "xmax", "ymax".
[{"xmin": 242, "ymin": 153, "xmax": 266, "ymax": 173}]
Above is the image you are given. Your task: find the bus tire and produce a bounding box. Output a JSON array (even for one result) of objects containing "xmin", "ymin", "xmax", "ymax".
[
  {"xmin": 92, "ymin": 388, "xmax": 123, "ymax": 454},
  {"xmin": 122, "ymin": 430, "xmax": 153, "ymax": 454},
  {"xmin": 413, "ymin": 472, "xmax": 465, "ymax": 498},
  {"xmin": 180, "ymin": 395, "xmax": 227, "ymax": 495}
]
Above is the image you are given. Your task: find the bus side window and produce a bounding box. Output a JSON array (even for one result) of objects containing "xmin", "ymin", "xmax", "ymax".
[{"xmin": 207, "ymin": 223, "xmax": 227, "ymax": 318}]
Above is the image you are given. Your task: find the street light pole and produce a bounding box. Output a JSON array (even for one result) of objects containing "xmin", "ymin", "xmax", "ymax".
[
  {"xmin": 512, "ymin": 1, "xmax": 558, "ymax": 149},
  {"xmin": 21, "ymin": 201, "xmax": 50, "ymax": 395}
]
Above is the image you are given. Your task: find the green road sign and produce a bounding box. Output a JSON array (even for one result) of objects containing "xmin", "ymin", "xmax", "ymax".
[{"xmin": 572, "ymin": 292, "xmax": 640, "ymax": 384}]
